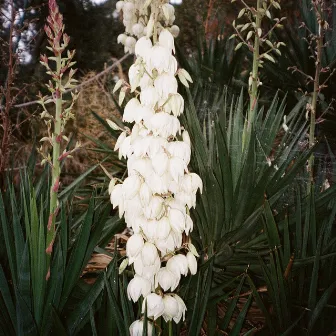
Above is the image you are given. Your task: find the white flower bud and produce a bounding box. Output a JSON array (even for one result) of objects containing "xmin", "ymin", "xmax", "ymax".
[
  {"xmin": 162, "ymin": 294, "xmax": 179, "ymax": 322},
  {"xmin": 127, "ymin": 274, "xmax": 152, "ymax": 302},
  {"xmin": 155, "ymin": 267, "xmax": 179, "ymax": 291},
  {"xmin": 117, "ymin": 33, "xmax": 127, "ymax": 44},
  {"xmin": 170, "ymin": 25, "xmax": 180, "ymax": 38},
  {"xmin": 142, "ymin": 293, "xmax": 165, "ymax": 320},
  {"xmin": 187, "ymin": 252, "xmax": 197, "ymax": 275},
  {"xmin": 125, "ymin": 36, "xmax": 136, "ymax": 49},
  {"xmin": 108, "ymin": 178, "xmax": 115, "ymax": 195},
  {"xmin": 126, "ymin": 233, "xmax": 144, "ymax": 263},
  {"xmin": 129, "ymin": 319, "xmax": 153, "ymax": 336},
  {"xmin": 116, "ymin": 1, "xmax": 124, "ymax": 12},
  {"xmin": 132, "ymin": 23, "xmax": 144, "ymax": 37},
  {"xmin": 123, "ymin": 2, "xmax": 134, "ymax": 12}
]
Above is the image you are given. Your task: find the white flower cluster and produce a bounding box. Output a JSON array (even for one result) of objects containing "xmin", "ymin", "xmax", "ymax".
[
  {"xmin": 116, "ymin": 0, "xmax": 180, "ymax": 54},
  {"xmin": 110, "ymin": 1, "xmax": 202, "ymax": 335}
]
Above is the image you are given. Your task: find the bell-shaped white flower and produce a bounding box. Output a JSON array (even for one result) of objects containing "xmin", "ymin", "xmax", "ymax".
[
  {"xmin": 144, "ymin": 195, "xmax": 165, "ymax": 219},
  {"xmin": 175, "ymin": 191, "xmax": 196, "ymax": 209},
  {"xmin": 162, "ymin": 3, "xmax": 175, "ymax": 22},
  {"xmin": 145, "ymin": 112, "xmax": 180, "ymax": 138},
  {"xmin": 110, "ymin": 184, "xmax": 124, "ymax": 209},
  {"xmin": 185, "ymin": 214, "xmax": 194, "ymax": 235},
  {"xmin": 172, "ymin": 294, "xmax": 187, "ymax": 323},
  {"xmin": 115, "ymin": 1, "xmax": 124, "ymax": 12},
  {"xmin": 155, "ymin": 216, "xmax": 171, "ymax": 240},
  {"xmin": 146, "ymin": 171, "xmax": 170, "ymax": 195},
  {"xmin": 151, "ymin": 152, "xmax": 169, "ymax": 176},
  {"xmin": 167, "ymin": 141, "xmax": 191, "ymax": 165},
  {"xmin": 164, "ymin": 93, "xmax": 184, "ymax": 117},
  {"xmin": 127, "ymin": 274, "xmax": 152, "ymax": 302},
  {"xmin": 135, "ymin": 37, "xmax": 153, "ymax": 59},
  {"xmin": 168, "ymin": 207, "xmax": 185, "ymax": 233},
  {"xmin": 128, "ymin": 64, "xmax": 142, "ymax": 91},
  {"xmin": 167, "ymin": 254, "xmax": 189, "ymax": 278},
  {"xmin": 125, "ymin": 36, "xmax": 136, "ymax": 48},
  {"xmin": 134, "ymin": 254, "xmax": 161, "ymax": 280},
  {"xmin": 139, "ymin": 72, "xmax": 153, "ymax": 90},
  {"xmin": 129, "ymin": 319, "xmax": 153, "ymax": 336},
  {"xmin": 169, "ymin": 156, "xmax": 187, "ymax": 183},
  {"xmin": 182, "ymin": 173, "xmax": 203, "ymax": 194},
  {"xmin": 117, "ymin": 33, "xmax": 127, "ymax": 44},
  {"xmin": 141, "ymin": 242, "xmax": 159, "ymax": 266},
  {"xmin": 187, "ymin": 252, "xmax": 197, "ymax": 275},
  {"xmin": 123, "ymin": 98, "xmax": 141, "ymax": 123},
  {"xmin": 159, "ymin": 29, "xmax": 175, "ymax": 53},
  {"xmin": 119, "ymin": 135, "xmax": 132, "ymax": 159},
  {"xmin": 155, "ymin": 267, "xmax": 179, "ymax": 292},
  {"xmin": 123, "ymin": 174, "xmax": 142, "ymax": 199},
  {"xmin": 154, "ymin": 73, "xmax": 178, "ymax": 100},
  {"xmin": 155, "ymin": 230, "xmax": 182, "ymax": 256},
  {"xmin": 140, "ymin": 86, "xmax": 159, "ymax": 108},
  {"xmin": 114, "ymin": 131, "xmax": 127, "ymax": 151},
  {"xmin": 182, "ymin": 130, "xmax": 191, "ymax": 146},
  {"xmin": 142, "ymin": 293, "xmax": 164, "ymax": 320},
  {"xmin": 139, "ymin": 182, "xmax": 152, "ymax": 206},
  {"xmin": 162, "ymin": 294, "xmax": 179, "ymax": 322},
  {"xmin": 126, "ymin": 233, "xmax": 144, "ymax": 263},
  {"xmin": 135, "ymin": 106, "xmax": 155, "ymax": 123},
  {"xmin": 147, "ymin": 45, "xmax": 177, "ymax": 74},
  {"xmin": 128, "ymin": 156, "xmax": 153, "ymax": 177}
]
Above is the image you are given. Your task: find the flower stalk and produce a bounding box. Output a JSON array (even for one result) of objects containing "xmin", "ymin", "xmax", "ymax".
[
  {"xmin": 231, "ymin": 0, "xmax": 285, "ymax": 147},
  {"xmin": 39, "ymin": 0, "xmax": 79, "ymax": 262},
  {"xmin": 112, "ymin": 1, "xmax": 201, "ymax": 333}
]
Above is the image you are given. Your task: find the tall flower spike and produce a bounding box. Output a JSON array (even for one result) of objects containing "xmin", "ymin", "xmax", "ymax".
[{"xmin": 110, "ymin": 1, "xmax": 202, "ymax": 334}]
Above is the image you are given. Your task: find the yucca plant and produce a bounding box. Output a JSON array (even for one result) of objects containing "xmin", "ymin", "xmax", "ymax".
[
  {"xmin": 176, "ymin": 79, "xmax": 336, "ymax": 334},
  {"xmin": 0, "ymin": 151, "xmax": 125, "ymax": 335}
]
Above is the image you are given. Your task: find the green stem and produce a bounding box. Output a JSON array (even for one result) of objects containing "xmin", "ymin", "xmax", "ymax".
[
  {"xmin": 168, "ymin": 320, "xmax": 173, "ymax": 336},
  {"xmin": 243, "ymin": 0, "xmax": 261, "ymax": 150},
  {"xmin": 307, "ymin": 20, "xmax": 323, "ymax": 191},
  {"xmin": 248, "ymin": 0, "xmax": 261, "ymax": 126},
  {"xmin": 46, "ymin": 54, "xmax": 62, "ymax": 256}
]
